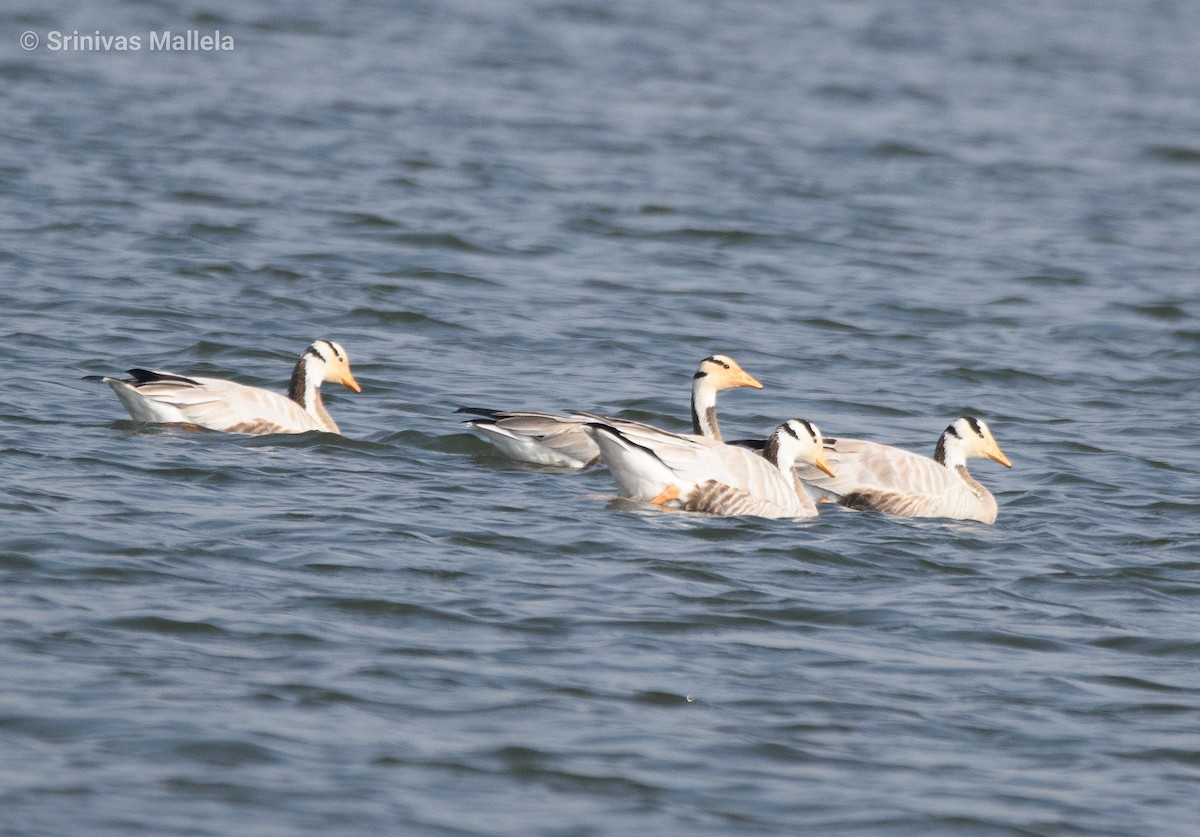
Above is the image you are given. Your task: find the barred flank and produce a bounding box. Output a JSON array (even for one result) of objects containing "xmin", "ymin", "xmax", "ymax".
[{"xmin": 683, "ymin": 480, "xmax": 787, "ymax": 518}]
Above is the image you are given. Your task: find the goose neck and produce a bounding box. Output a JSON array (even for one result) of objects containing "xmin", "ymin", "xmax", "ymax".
[
  {"xmin": 933, "ymin": 431, "xmax": 967, "ymax": 469},
  {"xmin": 288, "ymin": 354, "xmax": 337, "ymax": 431},
  {"xmin": 691, "ymin": 376, "xmax": 721, "ymax": 440}
]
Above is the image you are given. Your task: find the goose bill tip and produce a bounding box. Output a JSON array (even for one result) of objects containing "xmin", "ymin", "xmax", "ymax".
[
  {"xmin": 342, "ymin": 374, "xmax": 362, "ymax": 393},
  {"xmin": 815, "ymin": 455, "xmax": 837, "ymax": 478},
  {"xmin": 989, "ymin": 448, "xmax": 1012, "ymax": 468}
]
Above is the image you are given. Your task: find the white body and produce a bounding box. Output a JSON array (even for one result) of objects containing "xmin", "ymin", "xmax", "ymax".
[
  {"xmin": 460, "ymin": 354, "xmax": 762, "ymax": 469},
  {"xmin": 96, "ymin": 340, "xmax": 360, "ymax": 436},
  {"xmin": 460, "ymin": 410, "xmax": 602, "ymax": 467},
  {"xmin": 106, "ymin": 374, "xmax": 330, "ymax": 434},
  {"xmin": 796, "ymin": 417, "xmax": 1011, "ymax": 523},
  {"xmin": 584, "ymin": 417, "xmax": 834, "ymax": 520}
]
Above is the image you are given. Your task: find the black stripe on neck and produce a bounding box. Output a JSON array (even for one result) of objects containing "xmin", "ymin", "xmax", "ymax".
[
  {"xmin": 933, "ymin": 424, "xmax": 957, "ymax": 465},
  {"xmin": 288, "ymin": 356, "xmax": 310, "ymax": 405},
  {"xmin": 764, "ymin": 422, "xmax": 799, "ymax": 466},
  {"xmin": 763, "ymin": 433, "xmax": 782, "ymax": 465}
]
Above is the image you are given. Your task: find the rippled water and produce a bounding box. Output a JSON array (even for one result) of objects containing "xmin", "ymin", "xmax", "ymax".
[{"xmin": 3, "ymin": 0, "xmax": 1199, "ymax": 834}]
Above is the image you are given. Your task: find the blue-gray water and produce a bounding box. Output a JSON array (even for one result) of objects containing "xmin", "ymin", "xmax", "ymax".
[{"xmin": 3, "ymin": 1, "xmax": 1199, "ymax": 834}]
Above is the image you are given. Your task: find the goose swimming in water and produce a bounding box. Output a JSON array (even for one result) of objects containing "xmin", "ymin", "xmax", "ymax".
[
  {"xmin": 90, "ymin": 339, "xmax": 361, "ymax": 435},
  {"xmin": 583, "ymin": 416, "xmax": 836, "ymax": 520},
  {"xmin": 458, "ymin": 354, "xmax": 762, "ymax": 468},
  {"xmin": 795, "ymin": 416, "xmax": 1012, "ymax": 523}
]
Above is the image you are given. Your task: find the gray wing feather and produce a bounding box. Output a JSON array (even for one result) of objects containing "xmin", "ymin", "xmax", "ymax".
[
  {"xmin": 586, "ymin": 418, "xmax": 814, "ymax": 518},
  {"xmin": 462, "ymin": 410, "xmax": 600, "ymax": 467},
  {"xmin": 114, "ymin": 374, "xmax": 322, "ymax": 434},
  {"xmin": 799, "ymin": 438, "xmax": 996, "ymax": 522}
]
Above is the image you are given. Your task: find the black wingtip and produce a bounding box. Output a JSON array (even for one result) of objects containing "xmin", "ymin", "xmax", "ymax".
[
  {"xmin": 728, "ymin": 437, "xmax": 767, "ymax": 451},
  {"xmin": 126, "ymin": 368, "xmax": 157, "ymax": 383},
  {"xmin": 455, "ymin": 406, "xmax": 504, "ymax": 418},
  {"xmin": 124, "ymin": 368, "xmax": 200, "ymax": 385},
  {"xmin": 584, "ymin": 422, "xmax": 670, "ymax": 467},
  {"xmin": 582, "ymin": 422, "xmax": 628, "ymax": 446}
]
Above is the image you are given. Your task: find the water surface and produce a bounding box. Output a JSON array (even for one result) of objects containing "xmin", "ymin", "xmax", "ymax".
[{"xmin": 2, "ymin": 1, "xmax": 1199, "ymax": 834}]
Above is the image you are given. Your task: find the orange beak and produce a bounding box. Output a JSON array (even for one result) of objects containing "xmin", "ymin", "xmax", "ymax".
[{"xmin": 737, "ymin": 370, "xmax": 764, "ymax": 389}]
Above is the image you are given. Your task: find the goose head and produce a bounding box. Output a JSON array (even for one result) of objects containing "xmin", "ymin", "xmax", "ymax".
[
  {"xmin": 766, "ymin": 418, "xmax": 837, "ymax": 477},
  {"xmin": 694, "ymin": 354, "xmax": 763, "ymax": 392},
  {"xmin": 310, "ymin": 340, "xmax": 361, "ymax": 392},
  {"xmin": 290, "ymin": 340, "xmax": 361, "ymax": 405},
  {"xmin": 934, "ymin": 417, "xmax": 1011, "ymax": 469},
  {"xmin": 690, "ymin": 354, "xmax": 763, "ymax": 441}
]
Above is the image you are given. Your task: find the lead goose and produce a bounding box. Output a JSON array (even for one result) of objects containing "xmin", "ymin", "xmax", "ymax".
[
  {"xmin": 794, "ymin": 416, "xmax": 1012, "ymax": 523},
  {"xmin": 582, "ymin": 417, "xmax": 836, "ymax": 520},
  {"xmin": 458, "ymin": 354, "xmax": 762, "ymax": 468},
  {"xmin": 91, "ymin": 339, "xmax": 361, "ymax": 435}
]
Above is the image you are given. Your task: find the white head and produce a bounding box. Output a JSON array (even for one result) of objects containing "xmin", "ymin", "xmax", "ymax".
[
  {"xmin": 765, "ymin": 418, "xmax": 836, "ymax": 477},
  {"xmin": 934, "ymin": 417, "xmax": 1011, "ymax": 469},
  {"xmin": 290, "ymin": 340, "xmax": 361, "ymax": 403},
  {"xmin": 693, "ymin": 354, "xmax": 763, "ymax": 392},
  {"xmin": 310, "ymin": 340, "xmax": 360, "ymax": 391}
]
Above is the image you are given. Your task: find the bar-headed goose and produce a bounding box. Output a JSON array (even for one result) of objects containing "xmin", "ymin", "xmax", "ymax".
[
  {"xmin": 91, "ymin": 339, "xmax": 361, "ymax": 435},
  {"xmin": 582, "ymin": 417, "xmax": 835, "ymax": 520},
  {"xmin": 458, "ymin": 354, "xmax": 762, "ymax": 468},
  {"xmin": 795, "ymin": 416, "xmax": 1012, "ymax": 523}
]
